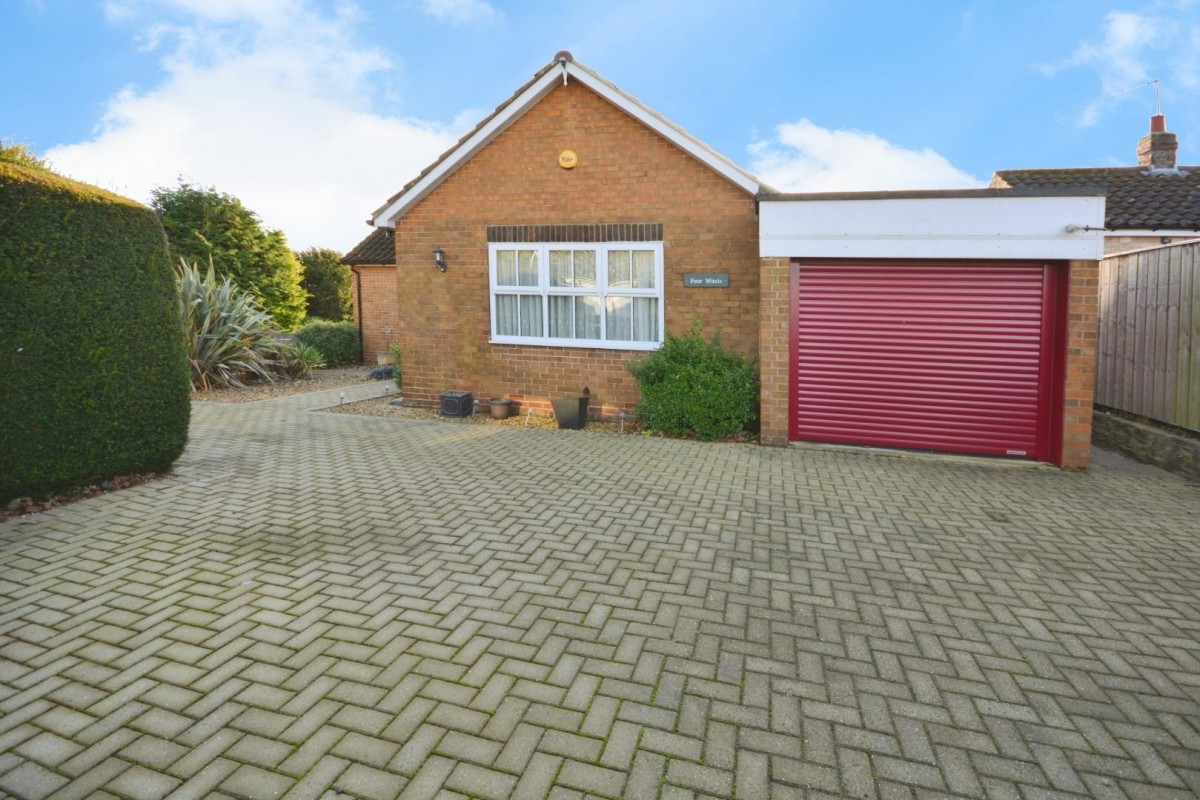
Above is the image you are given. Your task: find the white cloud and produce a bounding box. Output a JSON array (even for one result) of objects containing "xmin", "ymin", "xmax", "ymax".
[
  {"xmin": 1178, "ymin": 24, "xmax": 1200, "ymax": 90},
  {"xmin": 1036, "ymin": 9, "xmax": 1199, "ymax": 126},
  {"xmin": 748, "ymin": 119, "xmax": 983, "ymax": 193},
  {"xmin": 420, "ymin": 0, "xmax": 501, "ymax": 26},
  {"xmin": 105, "ymin": 0, "xmax": 299, "ymax": 26},
  {"xmin": 46, "ymin": 1, "xmax": 457, "ymax": 251}
]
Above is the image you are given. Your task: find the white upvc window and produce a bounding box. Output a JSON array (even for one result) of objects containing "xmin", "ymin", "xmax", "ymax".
[{"xmin": 489, "ymin": 242, "xmax": 664, "ymax": 350}]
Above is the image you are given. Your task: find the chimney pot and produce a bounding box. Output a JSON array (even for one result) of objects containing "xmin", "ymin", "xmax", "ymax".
[{"xmin": 1150, "ymin": 114, "xmax": 1166, "ymax": 133}]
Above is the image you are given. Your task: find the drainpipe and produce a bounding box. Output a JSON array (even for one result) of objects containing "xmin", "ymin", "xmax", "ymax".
[{"xmin": 350, "ymin": 265, "xmax": 365, "ymax": 365}]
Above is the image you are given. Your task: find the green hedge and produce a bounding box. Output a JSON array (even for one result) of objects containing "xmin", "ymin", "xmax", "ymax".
[
  {"xmin": 0, "ymin": 162, "xmax": 191, "ymax": 502},
  {"xmin": 295, "ymin": 319, "xmax": 361, "ymax": 365}
]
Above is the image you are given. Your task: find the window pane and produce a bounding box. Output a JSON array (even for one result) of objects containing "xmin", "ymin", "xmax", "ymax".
[
  {"xmin": 632, "ymin": 297, "xmax": 658, "ymax": 341},
  {"xmin": 632, "ymin": 250, "xmax": 655, "ymax": 289},
  {"xmin": 608, "ymin": 250, "xmax": 631, "ymax": 288},
  {"xmin": 574, "ymin": 251, "xmax": 596, "ymax": 288},
  {"xmin": 518, "ymin": 250, "xmax": 539, "ymax": 287},
  {"xmin": 550, "ymin": 251, "xmax": 572, "ymax": 287},
  {"xmin": 519, "ymin": 294, "xmax": 542, "ymax": 336},
  {"xmin": 576, "ymin": 296, "xmax": 600, "ymax": 340},
  {"xmin": 496, "ymin": 295, "xmax": 518, "ymax": 335},
  {"xmin": 497, "ymin": 250, "xmax": 517, "ymax": 286},
  {"xmin": 495, "ymin": 244, "xmax": 657, "ymax": 345},
  {"xmin": 606, "ymin": 296, "xmax": 632, "ymax": 341},
  {"xmin": 548, "ymin": 295, "xmax": 573, "ymax": 338}
]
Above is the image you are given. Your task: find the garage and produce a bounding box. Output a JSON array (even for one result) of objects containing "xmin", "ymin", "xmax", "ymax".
[
  {"xmin": 758, "ymin": 189, "xmax": 1106, "ymax": 467},
  {"xmin": 791, "ymin": 259, "xmax": 1063, "ymax": 460}
]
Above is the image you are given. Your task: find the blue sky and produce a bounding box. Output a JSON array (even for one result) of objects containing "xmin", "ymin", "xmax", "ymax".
[{"xmin": 3, "ymin": 0, "xmax": 1198, "ymax": 250}]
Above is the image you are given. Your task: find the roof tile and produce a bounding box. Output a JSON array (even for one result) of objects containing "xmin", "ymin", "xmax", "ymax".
[
  {"xmin": 341, "ymin": 228, "xmax": 395, "ymax": 265},
  {"xmin": 990, "ymin": 167, "xmax": 1199, "ymax": 230}
]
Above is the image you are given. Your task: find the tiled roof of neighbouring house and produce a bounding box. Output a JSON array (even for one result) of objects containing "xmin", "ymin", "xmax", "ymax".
[
  {"xmin": 989, "ymin": 167, "xmax": 1200, "ymax": 230},
  {"xmin": 341, "ymin": 228, "xmax": 395, "ymax": 265}
]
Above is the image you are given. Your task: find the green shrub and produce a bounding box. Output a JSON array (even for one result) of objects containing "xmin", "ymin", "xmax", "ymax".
[
  {"xmin": 627, "ymin": 322, "xmax": 758, "ymax": 441},
  {"xmin": 0, "ymin": 162, "xmax": 191, "ymax": 502},
  {"xmin": 295, "ymin": 319, "xmax": 361, "ymax": 366},
  {"xmin": 391, "ymin": 343, "xmax": 403, "ymax": 390},
  {"xmin": 275, "ymin": 342, "xmax": 326, "ymax": 380},
  {"xmin": 177, "ymin": 258, "xmax": 281, "ymax": 389}
]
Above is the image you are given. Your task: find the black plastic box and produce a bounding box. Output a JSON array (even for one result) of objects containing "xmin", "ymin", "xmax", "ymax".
[{"xmin": 440, "ymin": 391, "xmax": 473, "ymax": 418}]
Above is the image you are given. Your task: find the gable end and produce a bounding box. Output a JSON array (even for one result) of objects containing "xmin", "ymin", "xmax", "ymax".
[{"xmin": 371, "ymin": 57, "xmax": 760, "ymax": 227}]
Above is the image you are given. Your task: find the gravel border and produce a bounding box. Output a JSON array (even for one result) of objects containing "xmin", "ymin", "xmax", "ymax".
[{"xmin": 192, "ymin": 370, "xmax": 375, "ymax": 403}]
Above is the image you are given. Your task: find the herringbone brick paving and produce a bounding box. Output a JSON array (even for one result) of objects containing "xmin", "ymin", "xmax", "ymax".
[{"xmin": 2, "ymin": 382, "xmax": 1199, "ymax": 799}]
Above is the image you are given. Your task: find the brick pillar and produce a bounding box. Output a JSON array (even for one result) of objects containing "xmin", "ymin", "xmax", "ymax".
[
  {"xmin": 758, "ymin": 257, "xmax": 791, "ymax": 446},
  {"xmin": 1061, "ymin": 259, "xmax": 1099, "ymax": 469}
]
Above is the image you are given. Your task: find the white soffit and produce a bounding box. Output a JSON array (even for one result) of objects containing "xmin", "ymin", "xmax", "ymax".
[
  {"xmin": 373, "ymin": 60, "xmax": 760, "ymax": 227},
  {"xmin": 760, "ymin": 194, "xmax": 1107, "ymax": 260}
]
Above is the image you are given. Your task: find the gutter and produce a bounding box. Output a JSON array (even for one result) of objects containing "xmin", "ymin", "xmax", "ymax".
[{"xmin": 350, "ymin": 265, "xmax": 365, "ymax": 365}]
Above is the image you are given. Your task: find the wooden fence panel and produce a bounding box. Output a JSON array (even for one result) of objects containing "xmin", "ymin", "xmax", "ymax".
[{"xmin": 1098, "ymin": 241, "xmax": 1200, "ymax": 432}]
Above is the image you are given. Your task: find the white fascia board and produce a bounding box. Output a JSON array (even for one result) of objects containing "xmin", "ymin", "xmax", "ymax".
[
  {"xmin": 564, "ymin": 63, "xmax": 760, "ymax": 195},
  {"xmin": 373, "ymin": 61, "xmax": 759, "ymax": 227},
  {"xmin": 760, "ymin": 195, "xmax": 1107, "ymax": 261},
  {"xmin": 372, "ymin": 67, "xmax": 565, "ymax": 227}
]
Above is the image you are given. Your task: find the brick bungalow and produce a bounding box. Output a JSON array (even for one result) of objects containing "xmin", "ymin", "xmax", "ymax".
[{"xmin": 347, "ymin": 52, "xmax": 1106, "ymax": 468}]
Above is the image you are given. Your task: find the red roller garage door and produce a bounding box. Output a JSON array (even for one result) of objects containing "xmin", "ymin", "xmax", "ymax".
[{"xmin": 790, "ymin": 260, "xmax": 1064, "ymax": 461}]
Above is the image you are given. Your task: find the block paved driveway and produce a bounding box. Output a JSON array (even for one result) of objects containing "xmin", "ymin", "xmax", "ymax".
[{"xmin": 2, "ymin": 382, "xmax": 1200, "ymax": 800}]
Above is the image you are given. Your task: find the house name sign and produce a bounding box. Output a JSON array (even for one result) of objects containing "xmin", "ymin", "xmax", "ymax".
[{"xmin": 683, "ymin": 273, "xmax": 730, "ymax": 288}]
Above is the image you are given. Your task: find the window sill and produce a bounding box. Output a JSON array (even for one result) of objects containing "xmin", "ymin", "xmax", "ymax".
[{"xmin": 489, "ymin": 336, "xmax": 661, "ymax": 351}]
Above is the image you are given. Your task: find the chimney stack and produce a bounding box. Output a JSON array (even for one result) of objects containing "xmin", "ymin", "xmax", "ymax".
[{"xmin": 1137, "ymin": 114, "xmax": 1178, "ymax": 168}]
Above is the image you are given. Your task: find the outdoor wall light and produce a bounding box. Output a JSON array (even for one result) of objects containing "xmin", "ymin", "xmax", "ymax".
[{"xmin": 433, "ymin": 247, "xmax": 447, "ymax": 272}]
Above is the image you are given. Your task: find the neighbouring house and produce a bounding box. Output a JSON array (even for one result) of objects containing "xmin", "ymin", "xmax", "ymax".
[
  {"xmin": 342, "ymin": 227, "xmax": 398, "ymax": 363},
  {"xmin": 355, "ymin": 51, "xmax": 1106, "ymax": 467},
  {"xmin": 991, "ymin": 115, "xmax": 1199, "ymax": 255}
]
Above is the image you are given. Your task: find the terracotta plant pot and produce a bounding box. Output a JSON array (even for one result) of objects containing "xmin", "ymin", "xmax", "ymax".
[{"xmin": 489, "ymin": 398, "xmax": 513, "ymax": 420}]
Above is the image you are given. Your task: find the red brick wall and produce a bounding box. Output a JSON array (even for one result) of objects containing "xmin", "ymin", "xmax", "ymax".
[
  {"xmin": 350, "ymin": 265, "xmax": 398, "ymax": 364},
  {"xmin": 758, "ymin": 258, "xmax": 790, "ymax": 446},
  {"xmin": 1062, "ymin": 259, "xmax": 1099, "ymax": 469},
  {"xmin": 391, "ymin": 81, "xmax": 759, "ymax": 418}
]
